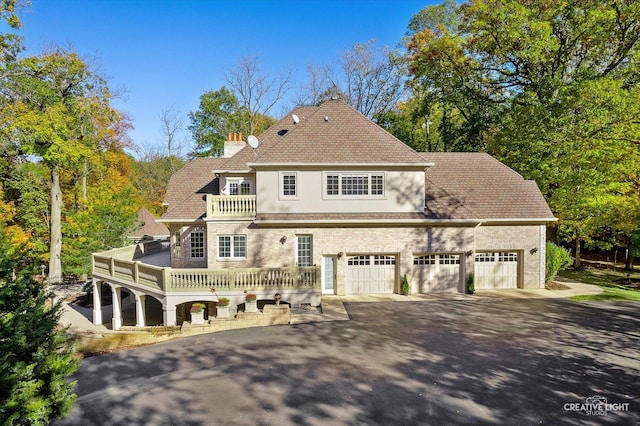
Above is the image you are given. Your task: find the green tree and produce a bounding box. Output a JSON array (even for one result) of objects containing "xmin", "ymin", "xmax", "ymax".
[
  {"xmin": 0, "ymin": 185, "xmax": 79, "ymax": 425},
  {"xmin": 407, "ymin": 0, "xmax": 640, "ymax": 264}
]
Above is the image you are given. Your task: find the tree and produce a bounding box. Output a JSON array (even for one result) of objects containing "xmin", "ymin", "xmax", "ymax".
[
  {"xmin": 407, "ymin": 0, "xmax": 640, "ymax": 264},
  {"xmin": 158, "ymin": 104, "xmax": 188, "ymax": 172},
  {"xmin": 188, "ymin": 86, "xmax": 273, "ymax": 157},
  {"xmin": 0, "ymin": 48, "xmax": 129, "ymax": 282},
  {"xmin": 296, "ymin": 40, "xmax": 407, "ymax": 120},
  {"xmin": 0, "ymin": 184, "xmax": 79, "ymax": 425},
  {"xmin": 225, "ymin": 55, "xmax": 290, "ymax": 135}
]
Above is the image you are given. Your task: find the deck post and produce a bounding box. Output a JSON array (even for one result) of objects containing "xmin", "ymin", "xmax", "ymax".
[{"xmin": 92, "ymin": 279, "xmax": 103, "ymax": 325}]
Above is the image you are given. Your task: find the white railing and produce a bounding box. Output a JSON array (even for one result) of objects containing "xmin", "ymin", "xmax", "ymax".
[{"xmin": 207, "ymin": 194, "xmax": 256, "ymax": 218}]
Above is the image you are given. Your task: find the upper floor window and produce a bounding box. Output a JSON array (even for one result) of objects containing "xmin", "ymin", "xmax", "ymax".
[
  {"xmin": 190, "ymin": 230, "xmax": 205, "ymax": 259},
  {"xmin": 324, "ymin": 172, "xmax": 385, "ymax": 197},
  {"xmin": 228, "ymin": 179, "xmax": 251, "ymax": 195},
  {"xmin": 281, "ymin": 172, "xmax": 297, "ymax": 198},
  {"xmin": 218, "ymin": 235, "xmax": 247, "ymax": 260}
]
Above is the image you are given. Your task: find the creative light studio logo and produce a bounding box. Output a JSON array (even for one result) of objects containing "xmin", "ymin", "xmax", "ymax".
[{"xmin": 563, "ymin": 395, "xmax": 630, "ymax": 416}]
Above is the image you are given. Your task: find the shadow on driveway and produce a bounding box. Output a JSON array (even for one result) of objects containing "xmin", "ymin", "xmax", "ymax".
[{"xmin": 54, "ymin": 298, "xmax": 640, "ymax": 425}]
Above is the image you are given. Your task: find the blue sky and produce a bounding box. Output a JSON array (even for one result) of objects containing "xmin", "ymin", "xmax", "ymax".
[{"xmin": 17, "ymin": 0, "xmax": 430, "ymax": 155}]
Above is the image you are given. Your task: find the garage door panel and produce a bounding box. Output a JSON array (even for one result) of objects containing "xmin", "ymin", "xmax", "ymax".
[
  {"xmin": 474, "ymin": 252, "xmax": 518, "ymax": 289},
  {"xmin": 413, "ymin": 254, "xmax": 460, "ymax": 293},
  {"xmin": 346, "ymin": 255, "xmax": 396, "ymax": 294}
]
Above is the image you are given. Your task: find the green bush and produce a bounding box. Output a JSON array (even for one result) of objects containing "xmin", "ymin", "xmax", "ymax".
[
  {"xmin": 467, "ymin": 271, "xmax": 475, "ymax": 294},
  {"xmin": 546, "ymin": 242, "xmax": 572, "ymax": 283}
]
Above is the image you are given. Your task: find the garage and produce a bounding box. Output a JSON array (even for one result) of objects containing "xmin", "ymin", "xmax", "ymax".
[
  {"xmin": 346, "ymin": 255, "xmax": 396, "ymax": 294},
  {"xmin": 474, "ymin": 252, "xmax": 519, "ymax": 289},
  {"xmin": 412, "ymin": 254, "xmax": 461, "ymax": 293}
]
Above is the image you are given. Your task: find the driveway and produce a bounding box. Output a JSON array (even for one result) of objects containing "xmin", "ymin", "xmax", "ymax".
[{"xmin": 54, "ymin": 297, "xmax": 640, "ymax": 425}]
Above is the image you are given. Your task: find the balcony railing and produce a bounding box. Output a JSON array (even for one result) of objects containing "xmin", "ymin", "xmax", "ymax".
[
  {"xmin": 93, "ymin": 253, "xmax": 320, "ymax": 294},
  {"xmin": 207, "ymin": 194, "xmax": 256, "ymax": 218}
]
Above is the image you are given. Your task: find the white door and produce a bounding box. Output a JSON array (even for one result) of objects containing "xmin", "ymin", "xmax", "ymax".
[
  {"xmin": 474, "ymin": 252, "xmax": 519, "ymax": 289},
  {"xmin": 413, "ymin": 254, "xmax": 461, "ymax": 293},
  {"xmin": 322, "ymin": 256, "xmax": 336, "ymax": 294},
  {"xmin": 346, "ymin": 255, "xmax": 396, "ymax": 294}
]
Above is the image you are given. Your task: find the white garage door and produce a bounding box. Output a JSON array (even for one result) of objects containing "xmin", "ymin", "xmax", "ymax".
[
  {"xmin": 346, "ymin": 255, "xmax": 396, "ymax": 294},
  {"xmin": 413, "ymin": 254, "xmax": 461, "ymax": 293},
  {"xmin": 474, "ymin": 252, "xmax": 519, "ymax": 289}
]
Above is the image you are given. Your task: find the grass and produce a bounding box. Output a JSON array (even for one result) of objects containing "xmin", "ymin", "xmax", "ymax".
[{"xmin": 559, "ymin": 264, "xmax": 640, "ymax": 302}]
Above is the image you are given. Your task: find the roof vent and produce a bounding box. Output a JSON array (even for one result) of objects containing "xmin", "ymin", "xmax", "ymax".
[
  {"xmin": 292, "ymin": 114, "xmax": 300, "ymax": 124},
  {"xmin": 324, "ymin": 116, "xmax": 329, "ymax": 122}
]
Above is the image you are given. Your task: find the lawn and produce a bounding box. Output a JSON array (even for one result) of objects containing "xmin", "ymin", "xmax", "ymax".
[{"xmin": 559, "ymin": 263, "xmax": 640, "ymax": 302}]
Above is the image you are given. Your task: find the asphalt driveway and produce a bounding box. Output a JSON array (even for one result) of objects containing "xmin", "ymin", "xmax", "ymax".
[{"xmin": 54, "ymin": 297, "xmax": 640, "ymax": 425}]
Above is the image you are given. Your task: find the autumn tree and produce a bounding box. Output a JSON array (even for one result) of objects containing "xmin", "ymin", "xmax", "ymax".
[
  {"xmin": 407, "ymin": 0, "xmax": 640, "ymax": 265},
  {"xmin": 0, "ymin": 48, "xmax": 131, "ymax": 282}
]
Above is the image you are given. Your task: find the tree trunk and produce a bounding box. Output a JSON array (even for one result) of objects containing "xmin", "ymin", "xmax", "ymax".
[
  {"xmin": 574, "ymin": 238, "xmax": 582, "ymax": 268},
  {"xmin": 625, "ymin": 238, "xmax": 633, "ymax": 271},
  {"xmin": 49, "ymin": 167, "xmax": 63, "ymax": 284}
]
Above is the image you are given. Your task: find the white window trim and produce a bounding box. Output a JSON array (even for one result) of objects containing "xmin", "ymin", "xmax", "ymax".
[
  {"xmin": 279, "ymin": 171, "xmax": 298, "ymax": 200},
  {"xmin": 323, "ymin": 172, "xmax": 385, "ymax": 199},
  {"xmin": 225, "ymin": 178, "xmax": 252, "ymax": 196},
  {"xmin": 217, "ymin": 234, "xmax": 247, "ymax": 261}
]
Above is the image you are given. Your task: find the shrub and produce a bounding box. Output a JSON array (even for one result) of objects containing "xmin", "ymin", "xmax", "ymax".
[
  {"xmin": 467, "ymin": 271, "xmax": 475, "ymax": 294},
  {"xmin": 190, "ymin": 303, "xmax": 205, "ymax": 313},
  {"xmin": 245, "ymin": 293, "xmax": 257, "ymax": 302},
  {"xmin": 546, "ymin": 242, "xmax": 572, "ymax": 283},
  {"xmin": 216, "ymin": 297, "xmax": 230, "ymax": 307},
  {"xmin": 401, "ymin": 274, "xmax": 410, "ymax": 295}
]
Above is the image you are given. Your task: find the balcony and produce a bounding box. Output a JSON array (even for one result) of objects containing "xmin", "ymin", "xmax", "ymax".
[
  {"xmin": 92, "ymin": 243, "xmax": 320, "ymax": 295},
  {"xmin": 206, "ymin": 194, "xmax": 256, "ymax": 219}
]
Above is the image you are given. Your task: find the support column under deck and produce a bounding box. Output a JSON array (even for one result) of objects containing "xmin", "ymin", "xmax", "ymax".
[
  {"xmin": 92, "ymin": 279, "xmax": 102, "ymax": 325},
  {"xmin": 163, "ymin": 304, "xmax": 177, "ymax": 327},
  {"xmin": 111, "ymin": 286, "xmax": 122, "ymax": 330},
  {"xmin": 135, "ymin": 294, "xmax": 146, "ymax": 327}
]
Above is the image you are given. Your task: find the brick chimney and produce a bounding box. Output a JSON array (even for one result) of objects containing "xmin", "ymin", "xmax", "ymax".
[{"xmin": 223, "ymin": 132, "xmax": 246, "ymax": 158}]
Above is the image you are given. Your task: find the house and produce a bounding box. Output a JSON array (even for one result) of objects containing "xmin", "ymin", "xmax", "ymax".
[{"xmin": 91, "ymin": 99, "xmax": 555, "ymax": 329}]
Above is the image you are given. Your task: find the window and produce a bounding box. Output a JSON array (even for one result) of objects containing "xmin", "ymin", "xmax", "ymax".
[
  {"xmin": 414, "ymin": 255, "xmax": 436, "ymax": 265},
  {"xmin": 190, "ymin": 230, "xmax": 205, "ymax": 259},
  {"xmin": 371, "ymin": 174, "xmax": 384, "ymax": 195},
  {"xmin": 324, "ymin": 172, "xmax": 385, "ymax": 197},
  {"xmin": 174, "ymin": 230, "xmax": 182, "ymax": 258},
  {"xmin": 374, "ymin": 255, "xmax": 395, "ymax": 265},
  {"xmin": 342, "ymin": 175, "xmax": 369, "ymax": 195},
  {"xmin": 282, "ymin": 173, "xmax": 297, "ymax": 197},
  {"xmin": 296, "ymin": 235, "xmax": 313, "ymax": 266},
  {"xmin": 439, "ymin": 254, "xmax": 460, "ymax": 265},
  {"xmin": 229, "ymin": 180, "xmax": 251, "ymax": 195},
  {"xmin": 327, "ymin": 175, "xmax": 339, "ymax": 195},
  {"xmin": 475, "ymin": 252, "xmax": 495, "ymax": 262},
  {"xmin": 348, "ymin": 256, "xmax": 370, "ymax": 266},
  {"xmin": 499, "ymin": 252, "xmax": 518, "ymax": 262},
  {"xmin": 217, "ymin": 235, "xmax": 246, "ymax": 259}
]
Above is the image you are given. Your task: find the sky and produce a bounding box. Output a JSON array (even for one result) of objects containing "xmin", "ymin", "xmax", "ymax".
[{"xmin": 15, "ymin": 0, "xmax": 430, "ymax": 156}]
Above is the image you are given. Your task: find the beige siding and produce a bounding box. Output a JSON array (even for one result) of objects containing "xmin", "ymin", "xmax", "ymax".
[
  {"xmin": 255, "ymin": 169, "xmax": 425, "ymax": 214},
  {"xmin": 205, "ymin": 223, "xmax": 475, "ymax": 295}
]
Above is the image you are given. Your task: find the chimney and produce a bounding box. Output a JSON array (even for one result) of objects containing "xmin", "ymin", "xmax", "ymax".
[{"xmin": 223, "ymin": 132, "xmax": 246, "ymax": 158}]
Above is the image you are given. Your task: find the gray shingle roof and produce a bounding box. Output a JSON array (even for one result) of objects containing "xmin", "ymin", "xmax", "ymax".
[
  {"xmin": 421, "ymin": 152, "xmax": 555, "ymax": 220},
  {"xmin": 130, "ymin": 207, "xmax": 170, "ymax": 238}
]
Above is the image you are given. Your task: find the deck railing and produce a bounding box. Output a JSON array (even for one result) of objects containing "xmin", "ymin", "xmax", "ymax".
[
  {"xmin": 93, "ymin": 253, "xmax": 320, "ymax": 294},
  {"xmin": 207, "ymin": 194, "xmax": 256, "ymax": 218}
]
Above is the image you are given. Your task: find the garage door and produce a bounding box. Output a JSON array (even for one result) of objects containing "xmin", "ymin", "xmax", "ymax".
[
  {"xmin": 413, "ymin": 254, "xmax": 461, "ymax": 293},
  {"xmin": 346, "ymin": 255, "xmax": 396, "ymax": 294},
  {"xmin": 474, "ymin": 252, "xmax": 519, "ymax": 289}
]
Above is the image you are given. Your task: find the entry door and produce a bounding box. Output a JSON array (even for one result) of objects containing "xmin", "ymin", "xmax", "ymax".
[{"xmin": 323, "ymin": 256, "xmax": 336, "ymax": 294}]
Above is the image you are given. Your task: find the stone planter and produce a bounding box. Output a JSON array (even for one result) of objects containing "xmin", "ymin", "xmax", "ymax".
[
  {"xmin": 216, "ymin": 305, "xmax": 230, "ymax": 318},
  {"xmin": 190, "ymin": 311, "xmax": 205, "ymax": 325},
  {"xmin": 245, "ymin": 300, "xmax": 258, "ymax": 313}
]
